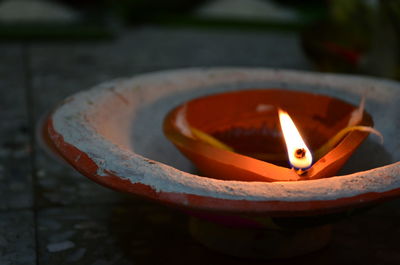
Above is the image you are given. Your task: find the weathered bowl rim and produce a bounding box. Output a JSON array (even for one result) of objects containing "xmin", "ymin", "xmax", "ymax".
[{"xmin": 47, "ymin": 68, "xmax": 400, "ymax": 216}]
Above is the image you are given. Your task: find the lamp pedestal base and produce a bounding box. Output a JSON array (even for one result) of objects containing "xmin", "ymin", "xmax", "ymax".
[{"xmin": 189, "ymin": 217, "xmax": 332, "ymax": 259}]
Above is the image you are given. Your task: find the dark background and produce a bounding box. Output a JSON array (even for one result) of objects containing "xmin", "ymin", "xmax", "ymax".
[{"xmin": 1, "ymin": 0, "xmax": 400, "ymax": 264}]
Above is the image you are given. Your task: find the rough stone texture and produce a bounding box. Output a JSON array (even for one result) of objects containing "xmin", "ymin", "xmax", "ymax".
[
  {"xmin": 0, "ymin": 210, "xmax": 36, "ymax": 265},
  {"xmin": 1, "ymin": 26, "xmax": 399, "ymax": 264},
  {"xmin": 36, "ymin": 202, "xmax": 400, "ymax": 265},
  {"xmin": 0, "ymin": 44, "xmax": 33, "ymax": 210},
  {"xmin": 37, "ymin": 206, "xmax": 131, "ymax": 265},
  {"xmin": 36, "ymin": 202, "xmax": 221, "ymax": 265},
  {"xmin": 297, "ymin": 208, "xmax": 400, "ymax": 265}
]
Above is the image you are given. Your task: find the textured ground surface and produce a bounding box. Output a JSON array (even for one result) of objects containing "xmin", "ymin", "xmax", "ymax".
[{"xmin": 1, "ymin": 26, "xmax": 400, "ymax": 265}]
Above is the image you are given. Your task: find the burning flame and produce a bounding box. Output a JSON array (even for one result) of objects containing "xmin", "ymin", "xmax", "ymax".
[{"xmin": 278, "ymin": 109, "xmax": 313, "ymax": 170}]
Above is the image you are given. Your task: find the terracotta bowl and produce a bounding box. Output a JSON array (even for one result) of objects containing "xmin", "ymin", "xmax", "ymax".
[
  {"xmin": 163, "ymin": 89, "xmax": 372, "ymax": 182},
  {"xmin": 45, "ymin": 68, "xmax": 400, "ymax": 220}
]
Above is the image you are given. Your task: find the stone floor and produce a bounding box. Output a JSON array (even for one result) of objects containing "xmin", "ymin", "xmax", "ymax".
[{"xmin": 1, "ymin": 26, "xmax": 400, "ymax": 265}]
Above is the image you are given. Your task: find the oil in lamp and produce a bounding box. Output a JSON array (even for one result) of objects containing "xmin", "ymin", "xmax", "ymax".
[{"xmin": 163, "ymin": 89, "xmax": 378, "ymax": 183}]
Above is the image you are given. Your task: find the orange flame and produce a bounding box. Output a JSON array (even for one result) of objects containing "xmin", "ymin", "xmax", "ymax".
[{"xmin": 278, "ymin": 109, "xmax": 313, "ymax": 170}]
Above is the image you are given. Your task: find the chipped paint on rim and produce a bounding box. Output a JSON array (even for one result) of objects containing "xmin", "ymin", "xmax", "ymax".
[{"xmin": 49, "ymin": 68, "xmax": 400, "ymax": 203}]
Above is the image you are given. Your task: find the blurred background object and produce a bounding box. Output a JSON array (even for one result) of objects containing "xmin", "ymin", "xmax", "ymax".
[
  {"xmin": 106, "ymin": 0, "xmax": 325, "ymax": 31},
  {"xmin": 0, "ymin": 0, "xmax": 114, "ymax": 39},
  {"xmin": 1, "ymin": 0, "xmax": 398, "ymax": 78},
  {"xmin": 302, "ymin": 0, "xmax": 400, "ymax": 79}
]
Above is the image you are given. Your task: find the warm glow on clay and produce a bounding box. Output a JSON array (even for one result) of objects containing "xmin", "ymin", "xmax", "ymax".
[{"xmin": 278, "ymin": 109, "xmax": 313, "ymax": 169}]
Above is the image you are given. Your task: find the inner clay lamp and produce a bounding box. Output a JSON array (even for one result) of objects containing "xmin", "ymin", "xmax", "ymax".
[
  {"xmin": 43, "ymin": 69, "xmax": 400, "ymax": 260},
  {"xmin": 162, "ymin": 89, "xmax": 372, "ymax": 258},
  {"xmin": 163, "ymin": 89, "xmax": 373, "ymax": 183}
]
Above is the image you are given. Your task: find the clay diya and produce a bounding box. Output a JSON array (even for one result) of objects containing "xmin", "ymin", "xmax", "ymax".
[
  {"xmin": 44, "ymin": 68, "xmax": 400, "ymax": 259},
  {"xmin": 163, "ymin": 89, "xmax": 373, "ymax": 182}
]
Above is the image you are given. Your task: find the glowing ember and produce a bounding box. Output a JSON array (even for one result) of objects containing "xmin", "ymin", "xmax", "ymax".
[{"xmin": 278, "ymin": 109, "xmax": 313, "ymax": 170}]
